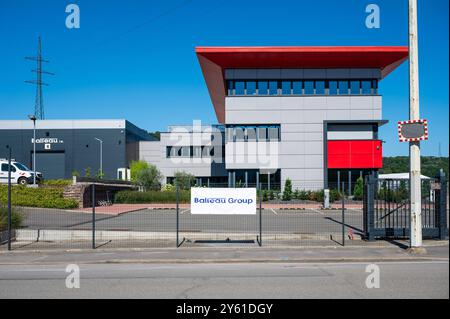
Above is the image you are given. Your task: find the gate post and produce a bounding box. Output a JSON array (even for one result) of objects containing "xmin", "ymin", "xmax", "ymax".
[
  {"xmin": 364, "ymin": 175, "xmax": 376, "ymax": 241},
  {"xmin": 436, "ymin": 170, "xmax": 447, "ymax": 240},
  {"xmin": 92, "ymin": 184, "xmax": 96, "ymax": 249}
]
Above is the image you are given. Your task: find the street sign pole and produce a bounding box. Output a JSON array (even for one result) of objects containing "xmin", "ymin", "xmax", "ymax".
[{"xmin": 408, "ymin": 0, "xmax": 422, "ymax": 248}]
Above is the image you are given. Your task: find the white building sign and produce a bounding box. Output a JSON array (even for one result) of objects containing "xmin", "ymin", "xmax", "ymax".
[{"xmin": 191, "ymin": 187, "xmax": 256, "ymax": 215}]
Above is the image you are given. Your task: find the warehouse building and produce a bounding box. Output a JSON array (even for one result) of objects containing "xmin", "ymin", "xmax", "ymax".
[
  {"xmin": 0, "ymin": 119, "xmax": 154, "ymax": 180},
  {"xmin": 140, "ymin": 46, "xmax": 409, "ymax": 191}
]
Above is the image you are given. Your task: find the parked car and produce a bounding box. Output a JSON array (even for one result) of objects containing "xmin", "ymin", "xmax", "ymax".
[{"xmin": 0, "ymin": 159, "xmax": 42, "ymax": 185}]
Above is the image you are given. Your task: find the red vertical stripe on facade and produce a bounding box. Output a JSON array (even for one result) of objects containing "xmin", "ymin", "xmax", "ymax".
[{"xmin": 327, "ymin": 140, "xmax": 382, "ymax": 169}]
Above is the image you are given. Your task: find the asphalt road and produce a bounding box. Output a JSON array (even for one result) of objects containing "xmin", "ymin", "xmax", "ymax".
[
  {"xmin": 21, "ymin": 208, "xmax": 364, "ymax": 235},
  {"xmin": 0, "ymin": 261, "xmax": 447, "ymax": 298}
]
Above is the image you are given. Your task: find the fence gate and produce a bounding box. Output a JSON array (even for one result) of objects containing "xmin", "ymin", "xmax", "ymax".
[{"xmin": 363, "ymin": 171, "xmax": 448, "ymax": 241}]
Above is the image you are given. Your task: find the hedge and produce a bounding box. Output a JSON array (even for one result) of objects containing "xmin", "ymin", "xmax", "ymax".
[
  {"xmin": 0, "ymin": 186, "xmax": 78, "ymax": 209},
  {"xmin": 41, "ymin": 179, "xmax": 73, "ymax": 187},
  {"xmin": 0, "ymin": 205, "xmax": 24, "ymax": 231},
  {"xmin": 115, "ymin": 190, "xmax": 190, "ymax": 204}
]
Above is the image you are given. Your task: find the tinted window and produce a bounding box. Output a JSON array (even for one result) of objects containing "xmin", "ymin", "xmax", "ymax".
[
  {"xmin": 257, "ymin": 127, "xmax": 267, "ymax": 141},
  {"xmin": 350, "ymin": 81, "xmax": 360, "ymax": 94},
  {"xmin": 246, "ymin": 127, "xmax": 257, "ymax": 140},
  {"xmin": 282, "ymin": 81, "xmax": 291, "ymax": 95},
  {"xmin": 361, "ymin": 81, "xmax": 372, "ymax": 94},
  {"xmin": 339, "ymin": 81, "xmax": 349, "ymax": 95},
  {"xmin": 258, "ymin": 81, "xmax": 268, "ymax": 95},
  {"xmin": 235, "ymin": 127, "xmax": 245, "ymax": 141},
  {"xmin": 269, "ymin": 81, "xmax": 278, "ymax": 95},
  {"xmin": 235, "ymin": 81, "xmax": 245, "ymax": 95},
  {"xmin": 227, "ymin": 80, "xmax": 234, "ymax": 95},
  {"xmin": 304, "ymin": 81, "xmax": 314, "ymax": 94},
  {"xmin": 293, "ymin": 81, "xmax": 302, "ymax": 94},
  {"xmin": 329, "ymin": 81, "xmax": 338, "ymax": 95},
  {"xmin": 315, "ymin": 81, "xmax": 325, "ymax": 94},
  {"xmin": 246, "ymin": 81, "xmax": 256, "ymax": 95}
]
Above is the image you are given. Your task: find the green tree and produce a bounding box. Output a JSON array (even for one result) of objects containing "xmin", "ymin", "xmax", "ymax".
[
  {"xmin": 282, "ymin": 178, "xmax": 293, "ymax": 201},
  {"xmin": 130, "ymin": 160, "xmax": 150, "ymax": 182},
  {"xmin": 134, "ymin": 164, "xmax": 162, "ymax": 191},
  {"xmin": 353, "ymin": 177, "xmax": 364, "ymax": 200},
  {"xmin": 174, "ymin": 171, "xmax": 196, "ymax": 190}
]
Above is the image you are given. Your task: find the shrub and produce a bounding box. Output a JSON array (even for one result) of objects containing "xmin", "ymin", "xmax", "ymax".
[
  {"xmin": 0, "ymin": 186, "xmax": 78, "ymax": 209},
  {"xmin": 282, "ymin": 179, "xmax": 293, "ymax": 201},
  {"xmin": 269, "ymin": 190, "xmax": 275, "ymax": 200},
  {"xmin": 41, "ymin": 179, "xmax": 72, "ymax": 187},
  {"xmin": 174, "ymin": 171, "xmax": 196, "ymax": 190},
  {"xmin": 293, "ymin": 189, "xmax": 300, "ymax": 200},
  {"xmin": 130, "ymin": 160, "xmax": 150, "ymax": 182},
  {"xmin": 71, "ymin": 170, "xmax": 80, "ymax": 177},
  {"xmin": 262, "ymin": 190, "xmax": 269, "ymax": 202},
  {"xmin": 162, "ymin": 183, "xmax": 175, "ymax": 192},
  {"xmin": 309, "ymin": 190, "xmax": 324, "ymax": 202},
  {"xmin": 0, "ymin": 205, "xmax": 24, "ymax": 231},
  {"xmin": 298, "ymin": 190, "xmax": 309, "ymax": 200},
  {"xmin": 84, "ymin": 167, "xmax": 91, "ymax": 178},
  {"xmin": 114, "ymin": 190, "xmax": 190, "ymax": 204},
  {"xmin": 134, "ymin": 164, "xmax": 162, "ymax": 191},
  {"xmin": 353, "ymin": 177, "xmax": 364, "ymax": 200},
  {"xmin": 329, "ymin": 189, "xmax": 341, "ymax": 202}
]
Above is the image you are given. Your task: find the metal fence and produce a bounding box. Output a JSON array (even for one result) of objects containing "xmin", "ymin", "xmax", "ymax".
[{"xmin": 1, "ymin": 180, "xmax": 364, "ymax": 250}]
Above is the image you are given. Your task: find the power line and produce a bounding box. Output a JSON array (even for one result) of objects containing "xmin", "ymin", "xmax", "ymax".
[{"xmin": 25, "ymin": 36, "xmax": 54, "ymax": 120}]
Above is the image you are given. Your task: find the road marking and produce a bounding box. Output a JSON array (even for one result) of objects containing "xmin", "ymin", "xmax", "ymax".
[
  {"xmin": 270, "ymin": 208, "xmax": 278, "ymax": 215},
  {"xmin": 180, "ymin": 209, "xmax": 190, "ymax": 215}
]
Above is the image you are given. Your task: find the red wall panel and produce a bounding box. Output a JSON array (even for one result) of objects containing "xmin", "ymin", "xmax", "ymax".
[{"xmin": 327, "ymin": 140, "xmax": 382, "ymax": 169}]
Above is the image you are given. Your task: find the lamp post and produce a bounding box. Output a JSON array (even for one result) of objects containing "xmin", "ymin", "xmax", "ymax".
[
  {"xmin": 28, "ymin": 115, "xmax": 37, "ymax": 185},
  {"xmin": 94, "ymin": 138, "xmax": 103, "ymax": 179}
]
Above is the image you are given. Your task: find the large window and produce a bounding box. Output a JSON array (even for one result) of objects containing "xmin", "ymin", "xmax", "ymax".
[
  {"xmin": 227, "ymin": 79, "xmax": 379, "ymax": 96},
  {"xmin": 258, "ymin": 81, "xmax": 268, "ymax": 95},
  {"xmin": 268, "ymin": 81, "xmax": 278, "ymax": 95},
  {"xmin": 226, "ymin": 125, "xmax": 281, "ymax": 142},
  {"xmin": 315, "ymin": 81, "xmax": 325, "ymax": 95},
  {"xmin": 293, "ymin": 81, "xmax": 302, "ymax": 94},
  {"xmin": 166, "ymin": 146, "xmax": 217, "ymax": 158},
  {"xmin": 329, "ymin": 81, "xmax": 338, "ymax": 95},
  {"xmin": 304, "ymin": 81, "xmax": 314, "ymax": 95},
  {"xmin": 246, "ymin": 81, "xmax": 256, "ymax": 95},
  {"xmin": 281, "ymin": 81, "xmax": 291, "ymax": 95}
]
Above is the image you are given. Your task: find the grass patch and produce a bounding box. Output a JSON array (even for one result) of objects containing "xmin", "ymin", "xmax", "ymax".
[
  {"xmin": 115, "ymin": 190, "xmax": 190, "ymax": 204},
  {"xmin": 0, "ymin": 185, "xmax": 78, "ymax": 209}
]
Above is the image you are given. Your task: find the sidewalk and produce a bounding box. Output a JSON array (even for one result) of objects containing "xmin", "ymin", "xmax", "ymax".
[{"xmin": 0, "ymin": 241, "xmax": 447, "ymax": 265}]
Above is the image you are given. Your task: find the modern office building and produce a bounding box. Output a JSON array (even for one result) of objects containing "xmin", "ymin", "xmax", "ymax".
[
  {"xmin": 0, "ymin": 119, "xmax": 154, "ymax": 180},
  {"xmin": 141, "ymin": 46, "xmax": 409, "ymax": 191}
]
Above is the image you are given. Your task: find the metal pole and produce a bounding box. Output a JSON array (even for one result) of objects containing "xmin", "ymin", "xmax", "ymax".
[
  {"xmin": 176, "ymin": 184, "xmax": 179, "ymax": 247},
  {"xmin": 92, "ymin": 184, "xmax": 95, "ymax": 249},
  {"xmin": 259, "ymin": 182, "xmax": 262, "ymax": 246},
  {"xmin": 7, "ymin": 146, "xmax": 12, "ymax": 251},
  {"xmin": 100, "ymin": 140, "xmax": 103, "ymax": 178},
  {"xmin": 33, "ymin": 119, "xmax": 36, "ymax": 185},
  {"xmin": 342, "ymin": 182, "xmax": 345, "ymax": 246},
  {"xmin": 409, "ymin": 0, "xmax": 422, "ymax": 248}
]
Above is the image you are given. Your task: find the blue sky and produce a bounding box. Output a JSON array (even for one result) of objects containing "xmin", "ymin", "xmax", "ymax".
[{"xmin": 0, "ymin": 0, "xmax": 448, "ymax": 156}]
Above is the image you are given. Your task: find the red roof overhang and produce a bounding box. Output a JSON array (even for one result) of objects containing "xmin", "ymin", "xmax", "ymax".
[{"xmin": 196, "ymin": 46, "xmax": 409, "ymax": 123}]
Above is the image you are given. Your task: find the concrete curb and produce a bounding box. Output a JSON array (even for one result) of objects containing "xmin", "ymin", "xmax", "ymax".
[{"xmin": 15, "ymin": 229, "xmax": 363, "ymax": 242}]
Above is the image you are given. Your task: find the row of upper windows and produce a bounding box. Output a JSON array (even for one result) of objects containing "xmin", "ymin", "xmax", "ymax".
[
  {"xmin": 227, "ymin": 79, "xmax": 378, "ymax": 96},
  {"xmin": 226, "ymin": 125, "xmax": 281, "ymax": 142},
  {"xmin": 166, "ymin": 146, "xmax": 223, "ymax": 158}
]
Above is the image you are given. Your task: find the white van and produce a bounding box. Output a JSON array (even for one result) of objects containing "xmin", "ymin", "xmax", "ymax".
[{"xmin": 0, "ymin": 159, "xmax": 42, "ymax": 185}]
